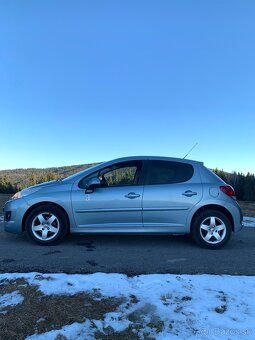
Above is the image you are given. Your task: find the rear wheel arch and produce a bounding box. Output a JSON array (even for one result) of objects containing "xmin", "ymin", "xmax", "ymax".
[
  {"xmin": 22, "ymin": 201, "xmax": 70, "ymax": 232},
  {"xmin": 190, "ymin": 204, "xmax": 234, "ymax": 232}
]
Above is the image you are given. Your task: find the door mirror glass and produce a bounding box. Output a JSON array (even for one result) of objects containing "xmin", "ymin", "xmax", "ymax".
[{"xmin": 85, "ymin": 177, "xmax": 101, "ymax": 193}]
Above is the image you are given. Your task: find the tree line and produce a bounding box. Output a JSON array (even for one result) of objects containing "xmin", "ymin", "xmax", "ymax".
[
  {"xmin": 0, "ymin": 172, "xmax": 60, "ymax": 194},
  {"xmin": 0, "ymin": 162, "xmax": 98, "ymax": 192},
  {"xmin": 214, "ymin": 169, "xmax": 255, "ymax": 201},
  {"xmin": 0, "ymin": 175, "xmax": 19, "ymax": 194},
  {"xmin": 0, "ymin": 167, "xmax": 254, "ymax": 201}
]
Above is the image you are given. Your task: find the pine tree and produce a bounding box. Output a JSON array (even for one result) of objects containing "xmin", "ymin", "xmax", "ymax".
[{"xmin": 28, "ymin": 174, "xmax": 37, "ymax": 186}]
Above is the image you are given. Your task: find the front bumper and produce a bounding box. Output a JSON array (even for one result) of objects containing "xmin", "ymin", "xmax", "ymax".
[{"xmin": 3, "ymin": 198, "xmax": 30, "ymax": 234}]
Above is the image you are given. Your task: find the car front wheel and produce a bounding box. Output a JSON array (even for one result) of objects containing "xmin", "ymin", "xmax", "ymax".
[
  {"xmin": 191, "ymin": 209, "xmax": 232, "ymax": 249},
  {"xmin": 25, "ymin": 204, "xmax": 68, "ymax": 245}
]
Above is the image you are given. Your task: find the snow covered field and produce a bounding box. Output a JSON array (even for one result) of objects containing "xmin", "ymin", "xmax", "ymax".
[
  {"xmin": 0, "ymin": 272, "xmax": 254, "ymax": 339},
  {"xmin": 243, "ymin": 216, "xmax": 255, "ymax": 228}
]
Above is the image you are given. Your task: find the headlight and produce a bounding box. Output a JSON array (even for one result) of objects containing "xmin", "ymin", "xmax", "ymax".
[
  {"xmin": 12, "ymin": 191, "xmax": 21, "ymax": 200},
  {"xmin": 11, "ymin": 187, "xmax": 41, "ymax": 200}
]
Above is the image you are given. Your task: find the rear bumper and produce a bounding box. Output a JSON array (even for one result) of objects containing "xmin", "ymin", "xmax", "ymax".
[
  {"xmin": 225, "ymin": 201, "xmax": 243, "ymax": 232},
  {"xmin": 3, "ymin": 198, "xmax": 29, "ymax": 234}
]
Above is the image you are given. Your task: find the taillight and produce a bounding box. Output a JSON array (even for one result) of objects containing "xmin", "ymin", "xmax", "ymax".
[{"xmin": 220, "ymin": 185, "xmax": 236, "ymax": 197}]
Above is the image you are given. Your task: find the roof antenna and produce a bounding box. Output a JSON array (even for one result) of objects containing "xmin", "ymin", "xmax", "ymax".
[{"xmin": 183, "ymin": 142, "xmax": 198, "ymax": 159}]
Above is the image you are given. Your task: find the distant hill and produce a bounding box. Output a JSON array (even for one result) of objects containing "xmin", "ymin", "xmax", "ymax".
[{"xmin": 0, "ymin": 162, "xmax": 100, "ymax": 191}]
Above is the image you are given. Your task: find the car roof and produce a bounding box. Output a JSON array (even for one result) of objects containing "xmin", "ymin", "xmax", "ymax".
[{"xmin": 105, "ymin": 156, "xmax": 203, "ymax": 165}]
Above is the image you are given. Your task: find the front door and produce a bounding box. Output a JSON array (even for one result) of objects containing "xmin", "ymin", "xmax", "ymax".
[{"xmin": 71, "ymin": 161, "xmax": 144, "ymax": 231}]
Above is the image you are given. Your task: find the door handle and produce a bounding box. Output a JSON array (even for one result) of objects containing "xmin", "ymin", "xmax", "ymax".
[
  {"xmin": 125, "ymin": 192, "xmax": 140, "ymax": 199},
  {"xmin": 182, "ymin": 190, "xmax": 197, "ymax": 197}
]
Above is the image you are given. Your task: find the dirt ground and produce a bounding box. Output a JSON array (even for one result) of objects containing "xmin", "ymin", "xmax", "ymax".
[
  {"xmin": 0, "ymin": 194, "xmax": 11, "ymax": 210},
  {"xmin": 0, "ymin": 276, "xmax": 159, "ymax": 340},
  {"xmin": 238, "ymin": 201, "xmax": 255, "ymax": 217}
]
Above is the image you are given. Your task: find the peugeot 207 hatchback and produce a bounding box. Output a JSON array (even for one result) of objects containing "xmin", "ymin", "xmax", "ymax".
[{"xmin": 3, "ymin": 156, "xmax": 243, "ymax": 248}]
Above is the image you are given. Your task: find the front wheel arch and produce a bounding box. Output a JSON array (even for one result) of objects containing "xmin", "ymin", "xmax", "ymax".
[
  {"xmin": 22, "ymin": 202, "xmax": 70, "ymax": 233},
  {"xmin": 190, "ymin": 204, "xmax": 234, "ymax": 233}
]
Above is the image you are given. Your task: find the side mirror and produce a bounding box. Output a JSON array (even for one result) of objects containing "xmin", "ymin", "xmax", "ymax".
[{"xmin": 85, "ymin": 177, "xmax": 102, "ymax": 193}]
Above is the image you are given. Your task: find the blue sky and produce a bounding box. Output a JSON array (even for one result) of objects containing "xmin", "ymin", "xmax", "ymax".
[{"xmin": 0, "ymin": 0, "xmax": 254, "ymax": 173}]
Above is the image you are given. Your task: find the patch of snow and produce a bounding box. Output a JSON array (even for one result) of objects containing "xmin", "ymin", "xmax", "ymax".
[
  {"xmin": 0, "ymin": 290, "xmax": 24, "ymax": 311},
  {"xmin": 102, "ymin": 311, "xmax": 131, "ymax": 332},
  {"xmin": 243, "ymin": 216, "xmax": 255, "ymax": 228},
  {"xmin": 27, "ymin": 320, "xmax": 96, "ymax": 340},
  {"xmin": 0, "ymin": 272, "xmax": 254, "ymax": 339}
]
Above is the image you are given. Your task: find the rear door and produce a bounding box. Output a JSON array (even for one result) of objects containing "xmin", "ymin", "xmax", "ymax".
[{"xmin": 142, "ymin": 160, "xmax": 202, "ymax": 231}]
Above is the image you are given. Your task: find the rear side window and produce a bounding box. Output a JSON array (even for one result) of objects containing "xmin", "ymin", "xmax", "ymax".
[{"xmin": 147, "ymin": 161, "xmax": 194, "ymax": 185}]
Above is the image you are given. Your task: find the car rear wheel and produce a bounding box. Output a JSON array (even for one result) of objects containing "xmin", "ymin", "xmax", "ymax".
[
  {"xmin": 25, "ymin": 205, "xmax": 68, "ymax": 245},
  {"xmin": 191, "ymin": 209, "xmax": 232, "ymax": 248}
]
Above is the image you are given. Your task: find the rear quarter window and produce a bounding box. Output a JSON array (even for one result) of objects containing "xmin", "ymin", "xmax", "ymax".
[{"xmin": 147, "ymin": 161, "xmax": 194, "ymax": 185}]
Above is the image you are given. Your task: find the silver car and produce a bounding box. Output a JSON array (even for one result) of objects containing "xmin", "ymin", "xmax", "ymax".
[{"xmin": 3, "ymin": 156, "xmax": 243, "ymax": 248}]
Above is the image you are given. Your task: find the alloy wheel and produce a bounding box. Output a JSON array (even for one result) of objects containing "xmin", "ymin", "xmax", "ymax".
[
  {"xmin": 31, "ymin": 212, "xmax": 60, "ymax": 241},
  {"xmin": 199, "ymin": 216, "xmax": 226, "ymax": 244}
]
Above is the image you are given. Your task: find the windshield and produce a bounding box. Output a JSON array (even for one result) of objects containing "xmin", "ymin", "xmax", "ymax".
[{"xmin": 62, "ymin": 162, "xmax": 102, "ymax": 181}]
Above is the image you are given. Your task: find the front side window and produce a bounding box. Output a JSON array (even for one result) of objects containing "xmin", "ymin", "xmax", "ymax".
[
  {"xmin": 102, "ymin": 162, "xmax": 141, "ymax": 187},
  {"xmin": 147, "ymin": 160, "xmax": 194, "ymax": 185},
  {"xmin": 79, "ymin": 161, "xmax": 142, "ymax": 188}
]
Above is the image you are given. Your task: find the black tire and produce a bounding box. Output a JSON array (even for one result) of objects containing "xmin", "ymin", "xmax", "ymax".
[
  {"xmin": 25, "ymin": 204, "xmax": 68, "ymax": 245},
  {"xmin": 191, "ymin": 209, "xmax": 232, "ymax": 249}
]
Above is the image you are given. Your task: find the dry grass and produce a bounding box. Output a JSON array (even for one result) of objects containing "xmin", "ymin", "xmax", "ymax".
[
  {"xmin": 0, "ymin": 194, "xmax": 12, "ymax": 210},
  {"xmin": 238, "ymin": 201, "xmax": 255, "ymax": 217},
  {"xmin": 0, "ymin": 278, "xmax": 124, "ymax": 340},
  {"xmin": 0, "ymin": 277, "xmax": 157, "ymax": 339},
  {"xmin": 0, "ymin": 276, "xmax": 168, "ymax": 339}
]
